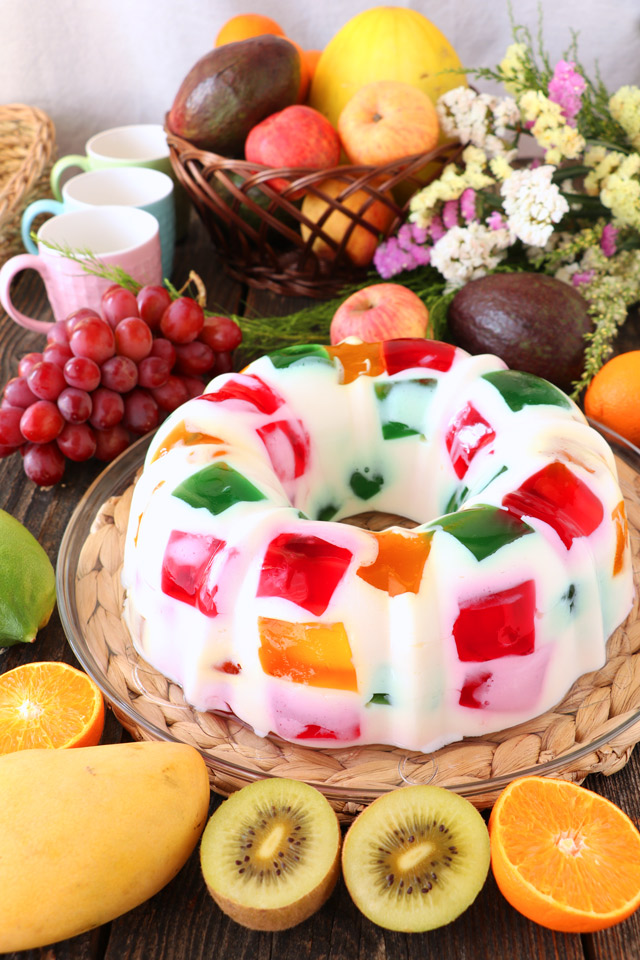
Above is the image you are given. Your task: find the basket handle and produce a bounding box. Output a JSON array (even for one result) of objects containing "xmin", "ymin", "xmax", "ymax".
[
  {"xmin": 21, "ymin": 199, "xmax": 65, "ymax": 254},
  {"xmin": 50, "ymin": 155, "xmax": 90, "ymax": 200},
  {"xmin": 0, "ymin": 254, "xmax": 56, "ymax": 334}
]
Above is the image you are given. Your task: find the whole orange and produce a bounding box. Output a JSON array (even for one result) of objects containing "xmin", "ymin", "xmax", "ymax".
[
  {"xmin": 583, "ymin": 350, "xmax": 640, "ymax": 447},
  {"xmin": 215, "ymin": 13, "xmax": 285, "ymax": 46},
  {"xmin": 303, "ymin": 49, "xmax": 323, "ymax": 83},
  {"xmin": 283, "ymin": 38, "xmax": 311, "ymax": 103}
]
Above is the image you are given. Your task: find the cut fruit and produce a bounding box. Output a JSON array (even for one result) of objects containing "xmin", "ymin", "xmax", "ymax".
[
  {"xmin": 489, "ymin": 776, "xmax": 640, "ymax": 933},
  {"xmin": 0, "ymin": 661, "xmax": 105, "ymax": 754},
  {"xmin": 200, "ymin": 777, "xmax": 341, "ymax": 930},
  {"xmin": 341, "ymin": 784, "xmax": 490, "ymax": 932}
]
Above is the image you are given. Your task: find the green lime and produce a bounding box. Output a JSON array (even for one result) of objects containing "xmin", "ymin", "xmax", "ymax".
[{"xmin": 0, "ymin": 509, "xmax": 56, "ymax": 646}]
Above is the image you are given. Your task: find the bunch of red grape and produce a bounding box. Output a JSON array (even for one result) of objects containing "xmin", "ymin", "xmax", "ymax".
[{"xmin": 0, "ymin": 283, "xmax": 242, "ymax": 486}]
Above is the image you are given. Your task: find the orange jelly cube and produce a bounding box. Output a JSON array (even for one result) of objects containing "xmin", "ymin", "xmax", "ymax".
[
  {"xmin": 258, "ymin": 616, "xmax": 358, "ymax": 692},
  {"xmin": 357, "ymin": 529, "xmax": 433, "ymax": 596},
  {"xmin": 612, "ymin": 500, "xmax": 629, "ymax": 576},
  {"xmin": 326, "ymin": 342, "xmax": 385, "ymax": 384},
  {"xmin": 151, "ymin": 421, "xmax": 225, "ymax": 462}
]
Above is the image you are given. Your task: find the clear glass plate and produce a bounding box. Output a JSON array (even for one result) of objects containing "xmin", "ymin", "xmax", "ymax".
[{"xmin": 56, "ymin": 423, "xmax": 640, "ymax": 813}]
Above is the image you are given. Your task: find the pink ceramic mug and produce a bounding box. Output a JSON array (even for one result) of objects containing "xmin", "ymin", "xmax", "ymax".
[{"xmin": 0, "ymin": 205, "xmax": 162, "ymax": 333}]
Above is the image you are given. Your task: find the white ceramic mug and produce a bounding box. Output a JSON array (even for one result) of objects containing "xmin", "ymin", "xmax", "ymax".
[
  {"xmin": 0, "ymin": 206, "xmax": 162, "ymax": 333},
  {"xmin": 50, "ymin": 124, "xmax": 188, "ymax": 238},
  {"xmin": 22, "ymin": 167, "xmax": 175, "ymax": 279}
]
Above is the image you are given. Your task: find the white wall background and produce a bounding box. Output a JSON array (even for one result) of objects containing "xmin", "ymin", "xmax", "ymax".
[{"xmin": 2, "ymin": 0, "xmax": 640, "ymax": 157}]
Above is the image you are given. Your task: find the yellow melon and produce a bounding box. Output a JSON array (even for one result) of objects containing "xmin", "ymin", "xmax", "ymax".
[{"xmin": 308, "ymin": 6, "xmax": 467, "ymax": 129}]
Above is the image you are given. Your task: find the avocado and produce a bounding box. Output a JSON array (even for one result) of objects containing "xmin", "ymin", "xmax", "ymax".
[
  {"xmin": 168, "ymin": 36, "xmax": 300, "ymax": 157},
  {"xmin": 448, "ymin": 273, "xmax": 593, "ymax": 391}
]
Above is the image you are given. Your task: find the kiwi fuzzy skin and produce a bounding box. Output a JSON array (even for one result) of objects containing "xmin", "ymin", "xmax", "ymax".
[{"xmin": 204, "ymin": 852, "xmax": 341, "ymax": 931}]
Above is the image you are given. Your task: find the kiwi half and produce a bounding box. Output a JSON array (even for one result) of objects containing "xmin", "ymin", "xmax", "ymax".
[
  {"xmin": 341, "ymin": 785, "xmax": 490, "ymax": 932},
  {"xmin": 200, "ymin": 777, "xmax": 341, "ymax": 931}
]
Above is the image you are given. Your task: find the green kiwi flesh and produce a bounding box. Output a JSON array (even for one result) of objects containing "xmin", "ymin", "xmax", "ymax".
[
  {"xmin": 200, "ymin": 777, "xmax": 341, "ymax": 931},
  {"xmin": 342, "ymin": 784, "xmax": 490, "ymax": 932}
]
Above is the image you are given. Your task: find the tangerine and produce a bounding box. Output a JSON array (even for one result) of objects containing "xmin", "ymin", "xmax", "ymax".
[
  {"xmin": 282, "ymin": 38, "xmax": 311, "ymax": 103},
  {"xmin": 303, "ymin": 49, "xmax": 323, "ymax": 83},
  {"xmin": 0, "ymin": 661, "xmax": 105, "ymax": 754},
  {"xmin": 489, "ymin": 776, "xmax": 640, "ymax": 933},
  {"xmin": 584, "ymin": 350, "xmax": 640, "ymax": 448},
  {"xmin": 214, "ymin": 13, "xmax": 285, "ymax": 46}
]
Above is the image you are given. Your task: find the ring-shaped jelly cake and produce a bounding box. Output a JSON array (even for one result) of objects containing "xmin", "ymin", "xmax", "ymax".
[{"xmin": 121, "ymin": 338, "xmax": 635, "ymax": 752}]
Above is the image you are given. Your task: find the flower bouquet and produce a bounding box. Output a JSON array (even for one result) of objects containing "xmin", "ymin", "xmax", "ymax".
[{"xmin": 372, "ymin": 23, "xmax": 640, "ymax": 399}]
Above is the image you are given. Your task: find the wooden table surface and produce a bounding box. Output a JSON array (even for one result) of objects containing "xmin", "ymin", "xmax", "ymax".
[{"xmin": 2, "ymin": 217, "xmax": 640, "ymax": 960}]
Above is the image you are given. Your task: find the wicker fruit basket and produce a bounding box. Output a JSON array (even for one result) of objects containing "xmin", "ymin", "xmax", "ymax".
[
  {"xmin": 166, "ymin": 126, "xmax": 461, "ymax": 298},
  {"xmin": 0, "ymin": 104, "xmax": 57, "ymax": 267}
]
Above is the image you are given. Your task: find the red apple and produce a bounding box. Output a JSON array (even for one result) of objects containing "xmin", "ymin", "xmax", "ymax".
[
  {"xmin": 301, "ymin": 178, "xmax": 395, "ymax": 267},
  {"xmin": 245, "ymin": 105, "xmax": 341, "ymax": 197},
  {"xmin": 330, "ymin": 283, "xmax": 430, "ymax": 344},
  {"xmin": 338, "ymin": 80, "xmax": 440, "ymax": 166}
]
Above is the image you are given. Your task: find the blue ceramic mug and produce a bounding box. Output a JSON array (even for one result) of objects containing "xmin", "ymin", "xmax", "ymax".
[{"xmin": 22, "ymin": 166, "xmax": 175, "ymax": 280}]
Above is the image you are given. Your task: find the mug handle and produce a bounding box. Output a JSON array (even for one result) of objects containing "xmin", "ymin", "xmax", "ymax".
[
  {"xmin": 21, "ymin": 199, "xmax": 65, "ymax": 253},
  {"xmin": 0, "ymin": 254, "xmax": 55, "ymax": 333},
  {"xmin": 50, "ymin": 155, "xmax": 90, "ymax": 200}
]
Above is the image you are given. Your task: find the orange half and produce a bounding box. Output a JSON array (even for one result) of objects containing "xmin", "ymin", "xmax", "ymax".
[
  {"xmin": 0, "ymin": 661, "xmax": 105, "ymax": 754},
  {"xmin": 489, "ymin": 776, "xmax": 640, "ymax": 933}
]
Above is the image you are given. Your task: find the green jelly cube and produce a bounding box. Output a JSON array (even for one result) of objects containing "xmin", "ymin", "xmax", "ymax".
[
  {"xmin": 350, "ymin": 469, "xmax": 385, "ymax": 500},
  {"xmin": 431, "ymin": 504, "xmax": 534, "ymax": 561},
  {"xmin": 482, "ymin": 370, "xmax": 572, "ymax": 412},
  {"xmin": 172, "ymin": 462, "xmax": 266, "ymax": 516},
  {"xmin": 268, "ymin": 343, "xmax": 333, "ymax": 369}
]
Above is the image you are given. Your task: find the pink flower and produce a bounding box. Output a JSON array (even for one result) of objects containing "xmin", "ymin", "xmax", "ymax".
[
  {"xmin": 600, "ymin": 223, "xmax": 619, "ymax": 257},
  {"xmin": 442, "ymin": 199, "xmax": 460, "ymax": 229},
  {"xmin": 373, "ymin": 234, "xmax": 431, "ymax": 279},
  {"xmin": 428, "ymin": 215, "xmax": 446, "ymax": 242},
  {"xmin": 487, "ymin": 211, "xmax": 508, "ymax": 231},
  {"xmin": 460, "ymin": 188, "xmax": 478, "ymax": 223},
  {"xmin": 548, "ymin": 60, "xmax": 586, "ymax": 126},
  {"xmin": 572, "ymin": 269, "xmax": 596, "ymax": 287}
]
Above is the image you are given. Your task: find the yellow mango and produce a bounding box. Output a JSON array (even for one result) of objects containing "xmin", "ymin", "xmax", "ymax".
[{"xmin": 0, "ymin": 740, "xmax": 210, "ymax": 952}]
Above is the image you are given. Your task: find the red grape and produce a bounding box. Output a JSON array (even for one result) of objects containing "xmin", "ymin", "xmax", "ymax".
[
  {"xmin": 65, "ymin": 307, "xmax": 101, "ymax": 336},
  {"xmin": 199, "ymin": 315, "xmax": 242, "ymax": 353},
  {"xmin": 20, "ymin": 400, "xmax": 64, "ymax": 443},
  {"xmin": 57, "ymin": 387, "xmax": 92, "ymax": 424},
  {"xmin": 123, "ymin": 389, "xmax": 160, "ymax": 435},
  {"xmin": 46, "ymin": 319, "xmax": 71, "ymax": 346},
  {"xmin": 174, "ymin": 341, "xmax": 215, "ymax": 377},
  {"xmin": 43, "ymin": 343, "xmax": 73, "ymax": 368},
  {"xmin": 89, "ymin": 388, "xmax": 124, "ymax": 430},
  {"xmin": 101, "ymin": 286, "xmax": 139, "ymax": 329},
  {"xmin": 94, "ymin": 424, "xmax": 130, "ymax": 462},
  {"xmin": 23, "ymin": 441, "xmax": 66, "ymax": 486},
  {"xmin": 137, "ymin": 356, "xmax": 170, "ymax": 389},
  {"xmin": 179, "ymin": 376, "xmax": 207, "ymax": 400},
  {"xmin": 56, "ymin": 422, "xmax": 97, "ymax": 462},
  {"xmin": 115, "ymin": 316, "xmax": 153, "ymax": 362},
  {"xmin": 0, "ymin": 405, "xmax": 25, "ymax": 446},
  {"xmin": 101, "ymin": 355, "xmax": 138, "ymax": 393},
  {"xmin": 18, "ymin": 353, "xmax": 43, "ymax": 378},
  {"xmin": 151, "ymin": 375, "xmax": 189, "ymax": 412},
  {"xmin": 3, "ymin": 377, "xmax": 37, "ymax": 409},
  {"xmin": 27, "ymin": 361, "xmax": 66, "ymax": 401},
  {"xmin": 64, "ymin": 356, "xmax": 101, "ymax": 392},
  {"xmin": 160, "ymin": 297, "xmax": 204, "ymax": 344},
  {"xmin": 0, "ymin": 442, "xmax": 21, "ymax": 459},
  {"xmin": 214, "ymin": 350, "xmax": 234, "ymax": 375},
  {"xmin": 69, "ymin": 316, "xmax": 116, "ymax": 364},
  {"xmin": 150, "ymin": 337, "xmax": 176, "ymax": 367},
  {"xmin": 137, "ymin": 285, "xmax": 172, "ymax": 331}
]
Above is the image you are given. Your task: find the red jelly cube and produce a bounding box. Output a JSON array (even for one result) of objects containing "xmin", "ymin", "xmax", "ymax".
[
  {"xmin": 161, "ymin": 530, "xmax": 226, "ymax": 608},
  {"xmin": 258, "ymin": 534, "xmax": 353, "ymax": 616},
  {"xmin": 459, "ymin": 671, "xmax": 493, "ymax": 709},
  {"xmin": 256, "ymin": 418, "xmax": 309, "ymax": 485},
  {"xmin": 383, "ymin": 338, "xmax": 457, "ymax": 374},
  {"xmin": 201, "ymin": 374, "xmax": 283, "ymax": 414},
  {"xmin": 503, "ymin": 461, "xmax": 604, "ymax": 549},
  {"xmin": 453, "ymin": 580, "xmax": 536, "ymax": 662},
  {"xmin": 294, "ymin": 722, "xmax": 361, "ymax": 742},
  {"xmin": 446, "ymin": 402, "xmax": 496, "ymax": 479}
]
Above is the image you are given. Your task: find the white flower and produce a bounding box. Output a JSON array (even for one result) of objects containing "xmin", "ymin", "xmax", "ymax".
[
  {"xmin": 436, "ymin": 87, "xmax": 520, "ymax": 159},
  {"xmin": 500, "ymin": 166, "xmax": 570, "ymax": 247},
  {"xmin": 430, "ymin": 222, "xmax": 513, "ymax": 287}
]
